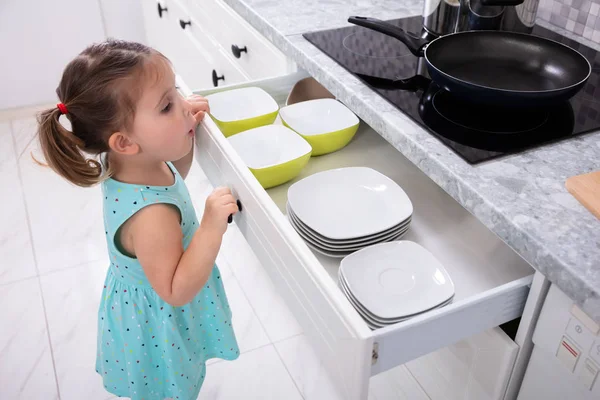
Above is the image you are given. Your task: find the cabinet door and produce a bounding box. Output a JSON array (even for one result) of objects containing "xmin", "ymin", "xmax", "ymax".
[
  {"xmin": 140, "ymin": 0, "xmax": 178, "ymax": 60},
  {"xmin": 141, "ymin": 0, "xmax": 247, "ymax": 90},
  {"xmin": 0, "ymin": 0, "xmax": 105, "ymax": 109}
]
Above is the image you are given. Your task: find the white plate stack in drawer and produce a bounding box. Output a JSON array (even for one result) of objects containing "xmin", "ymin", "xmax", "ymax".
[
  {"xmin": 286, "ymin": 167, "xmax": 413, "ymax": 258},
  {"xmin": 184, "ymin": 71, "xmax": 535, "ymax": 400},
  {"xmin": 339, "ymin": 241, "xmax": 455, "ymax": 330}
]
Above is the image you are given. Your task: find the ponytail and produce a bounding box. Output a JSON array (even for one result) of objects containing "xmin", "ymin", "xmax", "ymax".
[
  {"xmin": 37, "ymin": 106, "xmax": 104, "ymax": 187},
  {"xmin": 33, "ymin": 39, "xmax": 163, "ymax": 187}
]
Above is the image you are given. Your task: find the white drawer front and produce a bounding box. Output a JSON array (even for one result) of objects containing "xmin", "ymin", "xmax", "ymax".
[
  {"xmin": 186, "ymin": 72, "xmax": 535, "ymax": 400},
  {"xmin": 193, "ymin": 82, "xmax": 373, "ymax": 399},
  {"xmin": 184, "ymin": 0, "xmax": 290, "ymax": 80},
  {"xmin": 141, "ymin": 0, "xmax": 248, "ymax": 89}
]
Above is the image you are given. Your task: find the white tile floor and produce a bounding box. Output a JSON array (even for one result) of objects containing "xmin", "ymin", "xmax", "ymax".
[
  {"xmin": 0, "ymin": 114, "xmax": 315, "ymax": 400},
  {"xmin": 0, "ymin": 113, "xmax": 432, "ymax": 400}
]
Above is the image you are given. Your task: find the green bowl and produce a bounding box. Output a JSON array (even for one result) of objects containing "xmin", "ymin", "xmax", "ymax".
[
  {"xmin": 227, "ymin": 125, "xmax": 312, "ymax": 189},
  {"xmin": 282, "ymin": 120, "xmax": 359, "ymax": 156},
  {"xmin": 212, "ymin": 111, "xmax": 278, "ymax": 138},
  {"xmin": 279, "ymin": 98, "xmax": 360, "ymax": 156},
  {"xmin": 250, "ymin": 151, "xmax": 311, "ymax": 189},
  {"xmin": 206, "ymin": 87, "xmax": 279, "ymax": 138}
]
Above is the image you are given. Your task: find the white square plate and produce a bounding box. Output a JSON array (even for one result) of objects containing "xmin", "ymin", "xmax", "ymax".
[
  {"xmin": 287, "ymin": 167, "xmax": 413, "ymax": 240},
  {"xmin": 287, "ymin": 203, "xmax": 411, "ymax": 249},
  {"xmin": 340, "ymin": 241, "xmax": 455, "ymax": 319},
  {"xmin": 338, "ymin": 274, "xmax": 453, "ymax": 325}
]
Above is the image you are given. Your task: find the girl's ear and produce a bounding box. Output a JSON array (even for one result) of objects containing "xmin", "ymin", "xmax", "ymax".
[{"xmin": 108, "ymin": 132, "xmax": 140, "ymax": 155}]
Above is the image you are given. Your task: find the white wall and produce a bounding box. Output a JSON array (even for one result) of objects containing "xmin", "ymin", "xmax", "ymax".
[
  {"xmin": 0, "ymin": 0, "xmax": 148, "ymax": 111},
  {"xmin": 99, "ymin": 0, "xmax": 147, "ymax": 44}
]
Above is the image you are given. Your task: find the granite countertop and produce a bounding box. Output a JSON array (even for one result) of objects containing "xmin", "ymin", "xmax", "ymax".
[{"xmin": 221, "ymin": 0, "xmax": 600, "ymax": 322}]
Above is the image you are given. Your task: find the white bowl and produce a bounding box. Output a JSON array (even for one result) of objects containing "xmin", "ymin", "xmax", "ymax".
[
  {"xmin": 287, "ymin": 167, "xmax": 413, "ymax": 240},
  {"xmin": 205, "ymin": 87, "xmax": 279, "ymax": 137},
  {"xmin": 227, "ymin": 125, "xmax": 312, "ymax": 189},
  {"xmin": 279, "ymin": 98, "xmax": 359, "ymax": 155},
  {"xmin": 279, "ymin": 98, "xmax": 358, "ymax": 136},
  {"xmin": 340, "ymin": 241, "xmax": 455, "ymax": 319}
]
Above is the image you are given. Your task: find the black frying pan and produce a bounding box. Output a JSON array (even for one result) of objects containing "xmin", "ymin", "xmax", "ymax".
[{"xmin": 348, "ymin": 17, "xmax": 591, "ymax": 106}]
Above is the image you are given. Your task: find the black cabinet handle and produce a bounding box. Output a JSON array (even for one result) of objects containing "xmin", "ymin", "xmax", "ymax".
[
  {"xmin": 157, "ymin": 3, "xmax": 168, "ymax": 18},
  {"xmin": 212, "ymin": 70, "xmax": 225, "ymax": 87},
  {"xmin": 228, "ymin": 200, "xmax": 242, "ymax": 224},
  {"xmin": 179, "ymin": 19, "xmax": 191, "ymax": 29},
  {"xmin": 231, "ymin": 45, "xmax": 248, "ymax": 59}
]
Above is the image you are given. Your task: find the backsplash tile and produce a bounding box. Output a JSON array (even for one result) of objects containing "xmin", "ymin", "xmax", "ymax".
[{"xmin": 538, "ymin": 0, "xmax": 600, "ymax": 42}]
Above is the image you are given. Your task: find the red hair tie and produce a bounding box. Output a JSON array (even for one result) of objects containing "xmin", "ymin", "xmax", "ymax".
[{"xmin": 57, "ymin": 103, "xmax": 68, "ymax": 115}]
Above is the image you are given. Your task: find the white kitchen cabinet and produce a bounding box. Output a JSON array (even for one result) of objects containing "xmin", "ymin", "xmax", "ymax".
[
  {"xmin": 140, "ymin": 0, "xmax": 294, "ymax": 90},
  {"xmin": 178, "ymin": 71, "xmax": 541, "ymax": 399},
  {"xmin": 141, "ymin": 0, "xmax": 249, "ymax": 89},
  {"xmin": 0, "ymin": 0, "xmax": 105, "ymax": 110},
  {"xmin": 184, "ymin": 0, "xmax": 291, "ymax": 79},
  {"xmin": 518, "ymin": 285, "xmax": 600, "ymax": 399}
]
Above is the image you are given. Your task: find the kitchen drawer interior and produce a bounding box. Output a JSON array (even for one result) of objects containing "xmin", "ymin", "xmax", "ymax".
[
  {"xmin": 197, "ymin": 72, "xmax": 535, "ymax": 301},
  {"xmin": 192, "ymin": 71, "xmax": 535, "ymax": 382}
]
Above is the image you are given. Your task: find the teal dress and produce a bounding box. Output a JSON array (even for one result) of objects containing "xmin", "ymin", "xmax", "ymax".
[{"xmin": 95, "ymin": 162, "xmax": 239, "ymax": 400}]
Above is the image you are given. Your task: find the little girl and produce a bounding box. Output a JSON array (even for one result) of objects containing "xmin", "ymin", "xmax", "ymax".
[{"xmin": 37, "ymin": 40, "xmax": 240, "ymax": 399}]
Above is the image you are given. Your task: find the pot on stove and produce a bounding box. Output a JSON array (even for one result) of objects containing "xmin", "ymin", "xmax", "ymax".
[{"xmin": 423, "ymin": 0, "xmax": 541, "ymax": 36}]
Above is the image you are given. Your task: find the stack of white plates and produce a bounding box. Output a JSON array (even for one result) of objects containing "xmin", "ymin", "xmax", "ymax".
[
  {"xmin": 339, "ymin": 241, "xmax": 455, "ymax": 329},
  {"xmin": 286, "ymin": 167, "xmax": 413, "ymax": 258}
]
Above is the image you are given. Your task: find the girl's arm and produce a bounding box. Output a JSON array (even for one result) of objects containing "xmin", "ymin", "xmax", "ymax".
[
  {"xmin": 172, "ymin": 95, "xmax": 209, "ymax": 179},
  {"xmin": 125, "ymin": 187, "xmax": 238, "ymax": 306}
]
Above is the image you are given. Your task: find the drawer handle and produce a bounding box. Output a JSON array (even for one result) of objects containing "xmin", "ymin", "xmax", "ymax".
[
  {"xmin": 157, "ymin": 3, "xmax": 168, "ymax": 18},
  {"xmin": 228, "ymin": 200, "xmax": 243, "ymax": 224},
  {"xmin": 212, "ymin": 70, "xmax": 225, "ymax": 87},
  {"xmin": 179, "ymin": 19, "xmax": 191, "ymax": 29},
  {"xmin": 231, "ymin": 45, "xmax": 248, "ymax": 59}
]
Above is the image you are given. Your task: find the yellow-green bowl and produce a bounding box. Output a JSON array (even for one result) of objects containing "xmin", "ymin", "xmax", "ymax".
[
  {"xmin": 282, "ymin": 120, "xmax": 358, "ymax": 156},
  {"xmin": 206, "ymin": 87, "xmax": 279, "ymax": 138},
  {"xmin": 250, "ymin": 152, "xmax": 311, "ymax": 189},
  {"xmin": 227, "ymin": 125, "xmax": 312, "ymax": 189},
  {"xmin": 212, "ymin": 111, "xmax": 278, "ymax": 138},
  {"xmin": 279, "ymin": 98, "xmax": 360, "ymax": 156}
]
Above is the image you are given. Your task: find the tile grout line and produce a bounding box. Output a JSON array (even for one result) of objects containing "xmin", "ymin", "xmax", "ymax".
[
  {"xmin": 219, "ymin": 243, "xmax": 306, "ymax": 399},
  {"xmin": 10, "ymin": 118, "xmax": 62, "ymax": 400}
]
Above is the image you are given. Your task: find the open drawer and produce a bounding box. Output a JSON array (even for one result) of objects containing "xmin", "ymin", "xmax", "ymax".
[{"xmin": 187, "ymin": 71, "xmax": 535, "ymax": 399}]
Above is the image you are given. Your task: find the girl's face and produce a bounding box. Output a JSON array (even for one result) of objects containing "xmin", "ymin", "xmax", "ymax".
[{"xmin": 129, "ymin": 58, "xmax": 197, "ymax": 162}]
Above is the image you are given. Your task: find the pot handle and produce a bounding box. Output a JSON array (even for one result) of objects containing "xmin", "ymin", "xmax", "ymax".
[{"xmin": 348, "ymin": 16, "xmax": 429, "ymax": 57}]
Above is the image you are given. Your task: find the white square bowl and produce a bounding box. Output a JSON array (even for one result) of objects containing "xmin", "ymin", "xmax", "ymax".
[
  {"xmin": 279, "ymin": 98, "xmax": 359, "ymax": 155},
  {"xmin": 227, "ymin": 125, "xmax": 312, "ymax": 189},
  {"xmin": 206, "ymin": 87, "xmax": 279, "ymax": 137}
]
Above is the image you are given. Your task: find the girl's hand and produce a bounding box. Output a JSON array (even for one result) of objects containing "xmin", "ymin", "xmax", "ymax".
[
  {"xmin": 200, "ymin": 187, "xmax": 239, "ymax": 236},
  {"xmin": 187, "ymin": 94, "xmax": 210, "ymax": 125}
]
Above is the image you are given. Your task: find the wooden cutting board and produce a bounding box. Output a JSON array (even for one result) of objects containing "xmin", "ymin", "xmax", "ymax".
[{"xmin": 566, "ymin": 171, "xmax": 600, "ymax": 219}]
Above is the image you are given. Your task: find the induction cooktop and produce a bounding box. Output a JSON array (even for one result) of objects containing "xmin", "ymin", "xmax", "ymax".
[{"xmin": 303, "ymin": 16, "xmax": 600, "ymax": 163}]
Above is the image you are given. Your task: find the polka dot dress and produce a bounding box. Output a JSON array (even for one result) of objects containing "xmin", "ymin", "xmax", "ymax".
[{"xmin": 95, "ymin": 162, "xmax": 239, "ymax": 400}]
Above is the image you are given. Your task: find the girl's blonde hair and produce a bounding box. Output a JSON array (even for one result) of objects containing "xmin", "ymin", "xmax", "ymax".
[{"xmin": 37, "ymin": 40, "xmax": 166, "ymax": 187}]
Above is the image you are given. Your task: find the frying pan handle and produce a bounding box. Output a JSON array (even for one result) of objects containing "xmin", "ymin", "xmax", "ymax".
[
  {"xmin": 355, "ymin": 73, "xmax": 431, "ymax": 92},
  {"xmin": 348, "ymin": 16, "xmax": 428, "ymax": 57}
]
